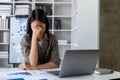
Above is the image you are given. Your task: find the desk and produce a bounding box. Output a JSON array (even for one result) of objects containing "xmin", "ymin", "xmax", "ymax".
[{"xmin": 0, "ymin": 68, "xmax": 120, "ymax": 80}]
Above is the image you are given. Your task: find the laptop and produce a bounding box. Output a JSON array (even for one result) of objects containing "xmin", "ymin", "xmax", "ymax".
[{"xmin": 47, "ymin": 50, "xmax": 100, "ymax": 78}]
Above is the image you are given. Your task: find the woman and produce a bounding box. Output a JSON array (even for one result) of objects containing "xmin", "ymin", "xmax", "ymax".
[{"xmin": 18, "ymin": 9, "xmax": 60, "ymax": 70}]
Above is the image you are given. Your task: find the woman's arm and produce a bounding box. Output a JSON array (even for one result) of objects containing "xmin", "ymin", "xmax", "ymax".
[
  {"xmin": 29, "ymin": 35, "xmax": 38, "ymax": 67},
  {"xmin": 29, "ymin": 21, "xmax": 44, "ymax": 67},
  {"xmin": 35, "ymin": 61, "xmax": 58, "ymax": 69},
  {"xmin": 19, "ymin": 61, "xmax": 58, "ymax": 70},
  {"xmin": 19, "ymin": 37, "xmax": 38, "ymax": 69}
]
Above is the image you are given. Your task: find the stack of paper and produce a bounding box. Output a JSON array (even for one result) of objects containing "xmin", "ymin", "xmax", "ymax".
[
  {"xmin": 0, "ymin": 5, "xmax": 12, "ymax": 16},
  {"xmin": 0, "ymin": 70, "xmax": 53, "ymax": 80},
  {"xmin": 58, "ymin": 40, "xmax": 68, "ymax": 45},
  {"xmin": 0, "ymin": 0, "xmax": 11, "ymax": 2},
  {"xmin": 15, "ymin": 5, "xmax": 30, "ymax": 15},
  {"xmin": 15, "ymin": 0, "xmax": 30, "ymax": 2}
]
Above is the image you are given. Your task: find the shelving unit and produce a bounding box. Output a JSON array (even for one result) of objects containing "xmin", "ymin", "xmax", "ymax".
[
  {"xmin": 0, "ymin": 15, "xmax": 10, "ymax": 64},
  {"xmin": 0, "ymin": 0, "xmax": 73, "ymax": 64},
  {"xmin": 34, "ymin": 0, "xmax": 73, "ymax": 59},
  {"xmin": 71, "ymin": 0, "xmax": 79, "ymax": 49},
  {"xmin": 0, "ymin": 0, "xmax": 99, "ymax": 67},
  {"xmin": 71, "ymin": 0, "xmax": 99, "ymax": 49}
]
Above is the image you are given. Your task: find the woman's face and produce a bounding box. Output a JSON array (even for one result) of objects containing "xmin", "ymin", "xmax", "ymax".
[
  {"xmin": 31, "ymin": 20, "xmax": 46, "ymax": 34},
  {"xmin": 31, "ymin": 20, "xmax": 46, "ymax": 40}
]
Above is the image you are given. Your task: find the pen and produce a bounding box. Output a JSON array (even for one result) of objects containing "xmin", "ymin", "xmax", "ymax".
[{"xmin": 27, "ymin": 70, "xmax": 35, "ymax": 75}]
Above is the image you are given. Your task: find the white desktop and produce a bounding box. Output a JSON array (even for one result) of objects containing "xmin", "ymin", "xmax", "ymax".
[{"xmin": 0, "ymin": 68, "xmax": 120, "ymax": 80}]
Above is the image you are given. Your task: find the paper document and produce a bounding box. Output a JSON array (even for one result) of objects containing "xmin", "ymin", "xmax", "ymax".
[{"xmin": 0, "ymin": 70, "xmax": 54, "ymax": 80}]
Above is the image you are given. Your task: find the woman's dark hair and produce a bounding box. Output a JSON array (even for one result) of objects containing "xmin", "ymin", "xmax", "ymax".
[{"xmin": 26, "ymin": 9, "xmax": 49, "ymax": 38}]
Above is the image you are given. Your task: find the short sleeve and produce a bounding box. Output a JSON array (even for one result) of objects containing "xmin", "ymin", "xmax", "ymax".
[
  {"xmin": 20, "ymin": 34, "xmax": 31, "ymax": 64},
  {"xmin": 50, "ymin": 35, "xmax": 60, "ymax": 67}
]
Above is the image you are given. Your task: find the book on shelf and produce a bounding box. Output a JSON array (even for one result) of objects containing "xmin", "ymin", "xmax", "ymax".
[
  {"xmin": 54, "ymin": 19, "xmax": 61, "ymax": 29},
  {"xmin": 3, "ymin": 32, "xmax": 9, "ymax": 44},
  {"xmin": 48, "ymin": 18, "xmax": 52, "ymax": 29},
  {"xmin": 46, "ymin": 5, "xmax": 52, "ymax": 15},
  {"xmin": 0, "ymin": 32, "xmax": 4, "ymax": 43},
  {"xmin": 36, "ymin": 5, "xmax": 52, "ymax": 15},
  {"xmin": 0, "ymin": 17, "xmax": 9, "ymax": 44},
  {"xmin": 0, "ymin": 17, "xmax": 1, "ymax": 29},
  {"xmin": 0, "ymin": 17, "xmax": 9, "ymax": 30},
  {"xmin": 57, "ymin": 19, "xmax": 61, "ymax": 29}
]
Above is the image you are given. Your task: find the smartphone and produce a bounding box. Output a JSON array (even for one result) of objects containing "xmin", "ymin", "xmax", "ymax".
[{"xmin": 94, "ymin": 68, "xmax": 113, "ymax": 75}]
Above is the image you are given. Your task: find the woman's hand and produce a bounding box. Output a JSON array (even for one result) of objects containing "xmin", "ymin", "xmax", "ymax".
[
  {"xmin": 33, "ymin": 27, "xmax": 44, "ymax": 41},
  {"xmin": 18, "ymin": 62, "xmax": 35, "ymax": 70},
  {"xmin": 31, "ymin": 20, "xmax": 45, "ymax": 41}
]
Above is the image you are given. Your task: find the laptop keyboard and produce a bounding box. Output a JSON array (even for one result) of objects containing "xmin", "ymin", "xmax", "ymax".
[{"xmin": 47, "ymin": 70, "xmax": 60, "ymax": 76}]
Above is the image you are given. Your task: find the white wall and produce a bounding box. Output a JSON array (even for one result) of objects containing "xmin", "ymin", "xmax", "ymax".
[{"xmin": 77, "ymin": 0, "xmax": 99, "ymax": 49}]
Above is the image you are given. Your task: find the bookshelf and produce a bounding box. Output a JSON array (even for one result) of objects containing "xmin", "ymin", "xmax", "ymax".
[
  {"xmin": 0, "ymin": 0, "xmax": 99, "ymax": 67},
  {"xmin": 0, "ymin": 0, "xmax": 73, "ymax": 65},
  {"xmin": 33, "ymin": 0, "xmax": 72, "ymax": 59}
]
